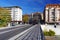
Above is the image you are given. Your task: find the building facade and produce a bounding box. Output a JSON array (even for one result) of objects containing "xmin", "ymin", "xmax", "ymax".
[
  {"xmin": 29, "ymin": 12, "xmax": 43, "ymax": 24},
  {"xmin": 44, "ymin": 4, "xmax": 60, "ymax": 23},
  {"xmin": 4, "ymin": 6, "xmax": 22, "ymax": 25}
]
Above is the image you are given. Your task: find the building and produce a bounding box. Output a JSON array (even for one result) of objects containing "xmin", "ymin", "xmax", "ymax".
[
  {"xmin": 44, "ymin": 4, "xmax": 60, "ymax": 24},
  {"xmin": 29, "ymin": 12, "xmax": 44, "ymax": 24},
  {"xmin": 4, "ymin": 6, "xmax": 22, "ymax": 25}
]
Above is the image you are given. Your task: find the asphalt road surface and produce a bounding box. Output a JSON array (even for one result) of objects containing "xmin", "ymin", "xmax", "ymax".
[
  {"xmin": 16, "ymin": 24, "xmax": 45, "ymax": 40},
  {"xmin": 0, "ymin": 24, "xmax": 32, "ymax": 40}
]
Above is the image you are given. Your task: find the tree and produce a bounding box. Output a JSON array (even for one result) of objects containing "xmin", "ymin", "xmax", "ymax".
[
  {"xmin": 0, "ymin": 8, "xmax": 11, "ymax": 27},
  {"xmin": 23, "ymin": 15, "xmax": 29, "ymax": 24}
]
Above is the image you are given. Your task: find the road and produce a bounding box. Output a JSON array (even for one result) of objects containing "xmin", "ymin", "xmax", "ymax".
[
  {"xmin": 12, "ymin": 24, "xmax": 45, "ymax": 40},
  {"xmin": 0, "ymin": 24, "xmax": 32, "ymax": 40}
]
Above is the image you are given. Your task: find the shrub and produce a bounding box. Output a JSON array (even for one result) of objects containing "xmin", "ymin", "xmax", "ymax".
[
  {"xmin": 44, "ymin": 29, "xmax": 55, "ymax": 36},
  {"xmin": 44, "ymin": 31, "xmax": 49, "ymax": 36},
  {"xmin": 48, "ymin": 30, "xmax": 55, "ymax": 36}
]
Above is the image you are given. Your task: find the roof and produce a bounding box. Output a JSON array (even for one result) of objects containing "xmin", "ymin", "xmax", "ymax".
[
  {"xmin": 46, "ymin": 4, "xmax": 60, "ymax": 8},
  {"xmin": 4, "ymin": 6, "xmax": 22, "ymax": 9}
]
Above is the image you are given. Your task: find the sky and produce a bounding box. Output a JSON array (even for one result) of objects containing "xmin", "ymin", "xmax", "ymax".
[{"xmin": 0, "ymin": 0, "xmax": 60, "ymax": 14}]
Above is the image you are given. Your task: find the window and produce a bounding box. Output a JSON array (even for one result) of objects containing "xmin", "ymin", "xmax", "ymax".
[
  {"xmin": 51, "ymin": 8, "xmax": 55, "ymax": 17},
  {"xmin": 52, "ymin": 12, "xmax": 55, "ymax": 16}
]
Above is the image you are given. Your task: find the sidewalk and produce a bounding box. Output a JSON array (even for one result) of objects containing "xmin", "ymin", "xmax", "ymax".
[
  {"xmin": 41, "ymin": 24, "xmax": 60, "ymax": 35},
  {"xmin": 45, "ymin": 36, "xmax": 60, "ymax": 40},
  {"xmin": 0, "ymin": 24, "xmax": 30, "ymax": 30}
]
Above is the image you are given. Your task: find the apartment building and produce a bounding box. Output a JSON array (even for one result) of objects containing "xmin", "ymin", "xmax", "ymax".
[
  {"xmin": 4, "ymin": 6, "xmax": 22, "ymax": 25},
  {"xmin": 44, "ymin": 4, "xmax": 60, "ymax": 23}
]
